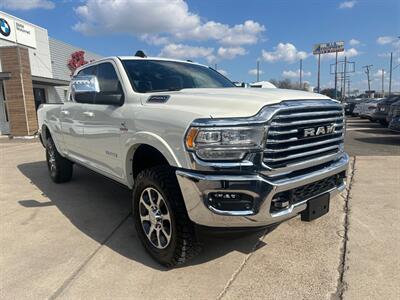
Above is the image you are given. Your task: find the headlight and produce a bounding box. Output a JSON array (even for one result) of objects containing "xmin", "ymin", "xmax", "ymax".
[{"xmin": 185, "ymin": 126, "xmax": 265, "ymax": 161}]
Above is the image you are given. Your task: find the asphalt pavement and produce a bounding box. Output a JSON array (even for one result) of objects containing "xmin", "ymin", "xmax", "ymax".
[{"xmin": 344, "ymin": 117, "xmax": 400, "ymax": 156}]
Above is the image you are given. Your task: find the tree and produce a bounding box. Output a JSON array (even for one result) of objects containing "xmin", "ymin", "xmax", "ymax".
[
  {"xmin": 67, "ymin": 51, "xmax": 88, "ymax": 75},
  {"xmin": 320, "ymin": 88, "xmax": 342, "ymax": 99},
  {"xmin": 269, "ymin": 78, "xmax": 308, "ymax": 91}
]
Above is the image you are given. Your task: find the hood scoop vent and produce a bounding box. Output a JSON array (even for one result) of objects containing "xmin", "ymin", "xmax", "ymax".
[{"xmin": 147, "ymin": 95, "xmax": 170, "ymax": 103}]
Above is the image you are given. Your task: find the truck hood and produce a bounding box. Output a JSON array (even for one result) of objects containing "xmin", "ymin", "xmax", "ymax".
[{"xmin": 143, "ymin": 88, "xmax": 331, "ymax": 118}]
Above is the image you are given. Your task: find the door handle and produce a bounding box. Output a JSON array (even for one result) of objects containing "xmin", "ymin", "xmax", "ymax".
[
  {"xmin": 60, "ymin": 110, "xmax": 70, "ymax": 116},
  {"xmin": 82, "ymin": 111, "xmax": 95, "ymax": 118}
]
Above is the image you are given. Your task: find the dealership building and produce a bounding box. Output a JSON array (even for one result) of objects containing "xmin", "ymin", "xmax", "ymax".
[{"xmin": 0, "ymin": 11, "xmax": 102, "ymax": 136}]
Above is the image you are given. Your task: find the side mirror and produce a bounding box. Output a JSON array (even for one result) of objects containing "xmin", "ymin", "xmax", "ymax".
[
  {"xmin": 71, "ymin": 75, "xmax": 100, "ymax": 94},
  {"xmin": 71, "ymin": 75, "xmax": 123, "ymax": 106}
]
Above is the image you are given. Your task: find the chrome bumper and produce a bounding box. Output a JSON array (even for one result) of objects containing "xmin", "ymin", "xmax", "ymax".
[{"xmin": 176, "ymin": 153, "xmax": 349, "ymax": 227}]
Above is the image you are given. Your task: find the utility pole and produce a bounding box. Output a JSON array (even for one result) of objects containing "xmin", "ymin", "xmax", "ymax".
[
  {"xmin": 343, "ymin": 56, "xmax": 347, "ymax": 101},
  {"xmin": 334, "ymin": 51, "xmax": 338, "ymax": 99},
  {"xmin": 256, "ymin": 60, "xmax": 260, "ymax": 82},
  {"xmin": 317, "ymin": 53, "xmax": 321, "ymax": 93},
  {"xmin": 299, "ymin": 59, "xmax": 303, "ymax": 89},
  {"xmin": 381, "ymin": 69, "xmax": 385, "ymax": 97},
  {"xmin": 389, "ymin": 52, "xmax": 393, "ymax": 96},
  {"xmin": 363, "ymin": 64, "xmax": 373, "ymax": 98}
]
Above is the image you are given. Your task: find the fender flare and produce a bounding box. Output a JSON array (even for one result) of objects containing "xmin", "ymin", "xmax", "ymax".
[{"xmin": 123, "ymin": 131, "xmax": 183, "ymax": 188}]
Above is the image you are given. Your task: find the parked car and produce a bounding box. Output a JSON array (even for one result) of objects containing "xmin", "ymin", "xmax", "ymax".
[
  {"xmin": 358, "ymin": 99, "xmax": 382, "ymax": 121},
  {"xmin": 344, "ymin": 98, "xmax": 369, "ymax": 116},
  {"xmin": 386, "ymin": 99, "xmax": 400, "ymax": 124},
  {"xmin": 388, "ymin": 116, "xmax": 400, "ymax": 132},
  {"xmin": 352, "ymin": 98, "xmax": 373, "ymax": 117},
  {"xmin": 249, "ymin": 81, "xmax": 277, "ymax": 88},
  {"xmin": 372, "ymin": 95, "xmax": 400, "ymax": 125},
  {"xmin": 37, "ymin": 55, "xmax": 348, "ymax": 267}
]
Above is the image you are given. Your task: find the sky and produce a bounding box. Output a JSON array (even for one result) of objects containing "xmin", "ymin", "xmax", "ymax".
[{"xmin": 0, "ymin": 0, "xmax": 399, "ymax": 93}]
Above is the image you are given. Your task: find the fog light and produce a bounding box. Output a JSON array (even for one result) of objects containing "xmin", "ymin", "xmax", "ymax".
[
  {"xmin": 271, "ymin": 194, "xmax": 290, "ymax": 211},
  {"xmin": 207, "ymin": 192, "xmax": 253, "ymax": 212}
]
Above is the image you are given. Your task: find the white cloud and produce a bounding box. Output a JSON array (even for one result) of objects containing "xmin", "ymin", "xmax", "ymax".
[
  {"xmin": 140, "ymin": 34, "xmax": 170, "ymax": 46},
  {"xmin": 349, "ymin": 38, "xmax": 360, "ymax": 46},
  {"xmin": 248, "ymin": 69, "xmax": 264, "ymax": 76},
  {"xmin": 159, "ymin": 44, "xmax": 214, "ymax": 61},
  {"xmin": 217, "ymin": 47, "xmax": 246, "ymax": 59},
  {"xmin": 377, "ymin": 36, "xmax": 396, "ymax": 45},
  {"xmin": 74, "ymin": 0, "xmax": 265, "ymax": 47},
  {"xmin": 376, "ymin": 36, "xmax": 400, "ymax": 49},
  {"xmin": 218, "ymin": 20, "xmax": 265, "ymax": 46},
  {"xmin": 282, "ymin": 69, "xmax": 311, "ymax": 78},
  {"xmin": 262, "ymin": 43, "xmax": 308, "ymax": 63},
  {"xmin": 373, "ymin": 70, "xmax": 386, "ymax": 78},
  {"xmin": 0, "ymin": 0, "xmax": 54, "ymax": 10},
  {"xmin": 339, "ymin": 1, "xmax": 357, "ymax": 9},
  {"xmin": 216, "ymin": 69, "xmax": 228, "ymax": 76}
]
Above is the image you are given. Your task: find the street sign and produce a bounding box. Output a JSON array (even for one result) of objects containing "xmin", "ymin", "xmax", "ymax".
[{"xmin": 313, "ymin": 41, "xmax": 344, "ymax": 55}]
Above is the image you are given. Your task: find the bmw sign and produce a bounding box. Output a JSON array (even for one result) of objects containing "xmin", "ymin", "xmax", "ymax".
[
  {"xmin": 0, "ymin": 18, "xmax": 11, "ymax": 37},
  {"xmin": 0, "ymin": 13, "xmax": 36, "ymax": 48}
]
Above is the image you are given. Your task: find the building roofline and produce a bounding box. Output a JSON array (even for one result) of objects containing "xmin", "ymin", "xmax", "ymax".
[
  {"xmin": 32, "ymin": 75, "xmax": 69, "ymax": 86},
  {"xmin": 0, "ymin": 10, "xmax": 48, "ymax": 32}
]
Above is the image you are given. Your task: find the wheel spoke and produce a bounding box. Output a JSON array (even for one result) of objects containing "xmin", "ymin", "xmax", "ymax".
[
  {"xmin": 140, "ymin": 214, "xmax": 150, "ymax": 222},
  {"xmin": 146, "ymin": 225, "xmax": 155, "ymax": 239},
  {"xmin": 162, "ymin": 211, "xmax": 171, "ymax": 222},
  {"xmin": 156, "ymin": 229, "xmax": 162, "ymax": 247},
  {"xmin": 161, "ymin": 227, "xmax": 171, "ymax": 243},
  {"xmin": 140, "ymin": 199, "xmax": 151, "ymax": 211}
]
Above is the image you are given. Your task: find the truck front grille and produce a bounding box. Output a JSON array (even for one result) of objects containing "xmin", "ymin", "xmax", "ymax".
[{"xmin": 263, "ymin": 105, "xmax": 344, "ymax": 171}]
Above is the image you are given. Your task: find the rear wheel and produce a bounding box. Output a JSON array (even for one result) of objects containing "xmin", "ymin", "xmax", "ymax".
[
  {"xmin": 132, "ymin": 166, "xmax": 201, "ymax": 267},
  {"xmin": 46, "ymin": 137, "xmax": 73, "ymax": 183}
]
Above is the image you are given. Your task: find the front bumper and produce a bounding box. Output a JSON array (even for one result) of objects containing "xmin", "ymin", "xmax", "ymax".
[{"xmin": 176, "ymin": 154, "xmax": 349, "ymax": 227}]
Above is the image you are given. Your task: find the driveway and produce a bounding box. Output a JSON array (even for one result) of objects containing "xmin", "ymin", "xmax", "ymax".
[{"xmin": 1, "ymin": 141, "xmax": 399, "ymax": 299}]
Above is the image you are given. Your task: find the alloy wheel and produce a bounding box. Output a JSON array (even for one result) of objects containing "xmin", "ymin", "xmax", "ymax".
[{"xmin": 139, "ymin": 187, "xmax": 172, "ymax": 249}]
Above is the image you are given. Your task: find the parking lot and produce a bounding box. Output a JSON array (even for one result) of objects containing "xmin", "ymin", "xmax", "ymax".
[
  {"xmin": 1, "ymin": 123, "xmax": 399, "ymax": 300},
  {"xmin": 345, "ymin": 117, "xmax": 400, "ymax": 156}
]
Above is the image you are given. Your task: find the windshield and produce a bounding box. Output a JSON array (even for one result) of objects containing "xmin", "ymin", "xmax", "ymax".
[{"xmin": 122, "ymin": 59, "xmax": 235, "ymax": 93}]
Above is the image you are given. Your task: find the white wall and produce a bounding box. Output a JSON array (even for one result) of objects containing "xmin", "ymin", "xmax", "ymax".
[
  {"xmin": 28, "ymin": 26, "xmax": 52, "ymax": 78},
  {"xmin": 0, "ymin": 11, "xmax": 53, "ymax": 78}
]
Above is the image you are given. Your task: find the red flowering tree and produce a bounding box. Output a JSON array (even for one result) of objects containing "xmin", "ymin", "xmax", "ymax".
[{"xmin": 68, "ymin": 51, "xmax": 88, "ymax": 76}]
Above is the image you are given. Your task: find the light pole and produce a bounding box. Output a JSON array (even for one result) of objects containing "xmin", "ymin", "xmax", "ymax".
[
  {"xmin": 299, "ymin": 59, "xmax": 303, "ymax": 89},
  {"xmin": 389, "ymin": 52, "xmax": 393, "ymax": 96}
]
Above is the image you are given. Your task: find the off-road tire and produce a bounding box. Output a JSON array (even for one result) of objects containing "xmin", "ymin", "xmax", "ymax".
[
  {"xmin": 132, "ymin": 166, "xmax": 201, "ymax": 267},
  {"xmin": 46, "ymin": 136, "xmax": 73, "ymax": 183}
]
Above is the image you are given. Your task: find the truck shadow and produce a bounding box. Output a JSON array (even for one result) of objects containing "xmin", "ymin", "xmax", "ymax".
[{"xmin": 17, "ymin": 161, "xmax": 273, "ymax": 270}]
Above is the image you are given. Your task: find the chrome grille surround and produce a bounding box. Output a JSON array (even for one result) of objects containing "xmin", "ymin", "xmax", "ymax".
[{"xmin": 261, "ymin": 100, "xmax": 345, "ymax": 176}]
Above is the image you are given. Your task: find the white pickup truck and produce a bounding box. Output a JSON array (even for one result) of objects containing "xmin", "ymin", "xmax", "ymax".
[{"xmin": 37, "ymin": 55, "xmax": 349, "ymax": 267}]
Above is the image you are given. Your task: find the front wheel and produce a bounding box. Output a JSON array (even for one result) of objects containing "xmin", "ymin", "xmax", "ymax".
[
  {"xmin": 132, "ymin": 166, "xmax": 201, "ymax": 267},
  {"xmin": 46, "ymin": 136, "xmax": 73, "ymax": 183}
]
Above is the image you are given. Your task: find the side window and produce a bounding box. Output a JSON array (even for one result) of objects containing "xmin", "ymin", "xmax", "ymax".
[
  {"xmin": 95, "ymin": 63, "xmax": 124, "ymax": 105},
  {"xmin": 74, "ymin": 65, "xmax": 97, "ymax": 104}
]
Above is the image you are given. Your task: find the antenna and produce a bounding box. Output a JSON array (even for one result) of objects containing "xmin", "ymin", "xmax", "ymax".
[{"xmin": 135, "ymin": 50, "xmax": 147, "ymax": 58}]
